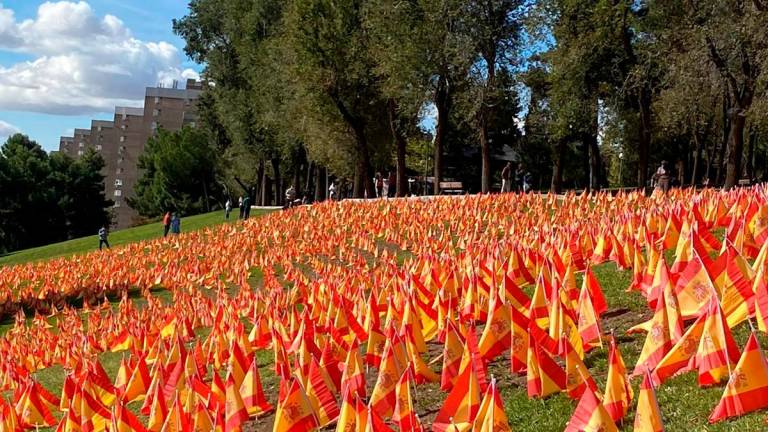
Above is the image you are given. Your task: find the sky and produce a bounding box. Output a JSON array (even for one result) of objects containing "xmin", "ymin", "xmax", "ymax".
[{"xmin": 0, "ymin": 1, "xmax": 202, "ymax": 151}]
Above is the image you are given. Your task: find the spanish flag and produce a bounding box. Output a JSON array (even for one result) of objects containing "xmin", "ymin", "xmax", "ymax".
[
  {"xmin": 272, "ymin": 377, "xmax": 318, "ymax": 432},
  {"xmin": 709, "ymin": 331, "xmax": 768, "ymax": 423},
  {"xmin": 393, "ymin": 369, "xmax": 420, "ymax": 432},
  {"xmin": 565, "ymin": 383, "xmax": 617, "ymax": 432},
  {"xmin": 602, "ymin": 335, "xmax": 633, "ymax": 423},
  {"xmin": 240, "ymin": 357, "xmax": 273, "ymax": 418},
  {"xmin": 633, "ymin": 370, "xmax": 664, "ymax": 432},
  {"xmin": 472, "ymin": 378, "xmax": 511, "ymax": 432}
]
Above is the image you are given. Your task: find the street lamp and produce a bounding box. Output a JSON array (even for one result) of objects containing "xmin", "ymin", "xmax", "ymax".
[{"xmin": 618, "ymin": 152, "xmax": 624, "ymax": 187}]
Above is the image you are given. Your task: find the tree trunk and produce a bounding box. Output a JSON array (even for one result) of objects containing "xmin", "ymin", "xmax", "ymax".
[
  {"xmin": 691, "ymin": 132, "xmax": 702, "ymax": 186},
  {"xmin": 480, "ymin": 117, "xmax": 491, "ymax": 193},
  {"xmin": 724, "ymin": 108, "xmax": 746, "ymax": 189},
  {"xmin": 271, "ymin": 158, "xmax": 281, "ymax": 206},
  {"xmin": 314, "ymin": 165, "xmax": 325, "ymax": 202},
  {"xmin": 747, "ymin": 127, "xmax": 756, "ymax": 180},
  {"xmin": 201, "ymin": 177, "xmax": 210, "ymax": 212},
  {"xmin": 716, "ymin": 90, "xmax": 730, "ymax": 185},
  {"xmin": 305, "ymin": 161, "xmax": 314, "ymax": 198},
  {"xmin": 637, "ymin": 86, "xmax": 652, "ymax": 187},
  {"xmin": 550, "ymin": 138, "xmax": 566, "ymax": 194},
  {"xmin": 327, "ymin": 89, "xmax": 373, "ymax": 198},
  {"xmin": 387, "ymin": 99, "xmax": 408, "ymax": 198},
  {"xmin": 257, "ymin": 159, "xmax": 265, "ymax": 206},
  {"xmin": 433, "ymin": 75, "xmax": 449, "ymax": 195}
]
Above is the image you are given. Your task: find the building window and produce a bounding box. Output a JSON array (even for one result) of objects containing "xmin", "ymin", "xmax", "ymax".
[
  {"xmin": 152, "ymin": 109, "xmax": 160, "ymax": 117},
  {"xmin": 151, "ymin": 121, "xmax": 158, "ymax": 130},
  {"xmin": 115, "ymin": 179, "xmax": 123, "ymax": 187},
  {"xmin": 116, "ymin": 168, "xmax": 123, "ymax": 174},
  {"xmin": 114, "ymin": 190, "xmax": 122, "ymax": 197},
  {"xmin": 154, "ymin": 96, "xmax": 160, "ymax": 104},
  {"xmin": 118, "ymin": 157, "xmax": 124, "ymax": 164},
  {"xmin": 79, "ymin": 142, "xmax": 84, "ymax": 148},
  {"xmin": 96, "ymin": 145, "xmax": 102, "ymax": 151},
  {"xmin": 120, "ymin": 136, "xmax": 126, "ymax": 142},
  {"xmin": 121, "ymin": 124, "xmax": 127, "ymax": 130},
  {"xmin": 77, "ymin": 150, "xmax": 83, "ymax": 156},
  {"xmin": 114, "ymin": 200, "xmax": 121, "ymax": 208}
]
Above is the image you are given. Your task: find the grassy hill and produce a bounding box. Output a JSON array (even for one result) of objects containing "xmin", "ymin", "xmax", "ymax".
[{"xmin": 0, "ymin": 209, "xmax": 273, "ymax": 267}]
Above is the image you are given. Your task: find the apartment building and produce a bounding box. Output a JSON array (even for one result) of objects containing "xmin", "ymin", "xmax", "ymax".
[{"xmin": 58, "ymin": 79, "xmax": 203, "ymax": 229}]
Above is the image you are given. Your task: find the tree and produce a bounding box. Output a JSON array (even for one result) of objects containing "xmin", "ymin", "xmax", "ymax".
[
  {"xmin": 130, "ymin": 128, "xmax": 221, "ymax": 217},
  {"xmin": 0, "ymin": 134, "xmax": 111, "ymax": 253},
  {"xmin": 463, "ymin": 0, "xmax": 525, "ymax": 193}
]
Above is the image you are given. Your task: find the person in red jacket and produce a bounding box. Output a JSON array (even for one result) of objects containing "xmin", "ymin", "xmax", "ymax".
[{"xmin": 162, "ymin": 211, "xmax": 171, "ymax": 237}]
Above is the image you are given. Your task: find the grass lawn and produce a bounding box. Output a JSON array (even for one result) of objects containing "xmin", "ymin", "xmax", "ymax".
[{"xmin": 0, "ymin": 209, "xmax": 273, "ymax": 267}]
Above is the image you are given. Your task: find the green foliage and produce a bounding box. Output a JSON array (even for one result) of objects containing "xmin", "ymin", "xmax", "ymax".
[
  {"xmin": 130, "ymin": 128, "xmax": 221, "ymax": 217},
  {"xmin": 0, "ymin": 134, "xmax": 112, "ymax": 253}
]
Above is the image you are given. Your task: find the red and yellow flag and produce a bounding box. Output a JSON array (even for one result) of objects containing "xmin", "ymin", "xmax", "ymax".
[
  {"xmin": 633, "ymin": 370, "xmax": 664, "ymax": 432},
  {"xmin": 709, "ymin": 331, "xmax": 768, "ymax": 423}
]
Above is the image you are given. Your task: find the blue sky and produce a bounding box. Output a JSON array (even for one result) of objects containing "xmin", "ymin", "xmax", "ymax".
[{"xmin": 0, "ymin": 1, "xmax": 201, "ymax": 151}]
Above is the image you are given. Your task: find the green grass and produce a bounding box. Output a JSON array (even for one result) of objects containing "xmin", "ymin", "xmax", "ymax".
[{"xmin": 0, "ymin": 210, "xmax": 271, "ymax": 267}]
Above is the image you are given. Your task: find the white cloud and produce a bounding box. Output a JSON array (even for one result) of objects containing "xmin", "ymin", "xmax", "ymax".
[
  {"xmin": 0, "ymin": 1, "xmax": 199, "ymax": 115},
  {"xmin": 0, "ymin": 119, "xmax": 20, "ymax": 140}
]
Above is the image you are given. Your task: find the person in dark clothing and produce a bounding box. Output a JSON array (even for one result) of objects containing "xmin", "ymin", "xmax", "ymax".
[
  {"xmin": 170, "ymin": 213, "xmax": 181, "ymax": 234},
  {"xmin": 514, "ymin": 164, "xmax": 525, "ymax": 192},
  {"xmin": 162, "ymin": 211, "xmax": 171, "ymax": 237},
  {"xmin": 374, "ymin": 172, "xmax": 384, "ymax": 198},
  {"xmin": 501, "ymin": 162, "xmax": 512, "ymax": 193},
  {"xmin": 98, "ymin": 226, "xmax": 110, "ymax": 250},
  {"xmin": 238, "ymin": 196, "xmax": 244, "ymax": 219},
  {"xmin": 388, "ymin": 171, "xmax": 397, "ymax": 198},
  {"xmin": 242, "ymin": 195, "xmax": 251, "ymax": 219}
]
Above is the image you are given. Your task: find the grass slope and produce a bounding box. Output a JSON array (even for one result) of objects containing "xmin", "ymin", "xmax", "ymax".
[{"xmin": 0, "ymin": 210, "xmax": 271, "ymax": 267}]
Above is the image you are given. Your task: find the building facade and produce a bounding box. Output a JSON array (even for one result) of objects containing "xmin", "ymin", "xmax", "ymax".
[{"xmin": 58, "ymin": 79, "xmax": 202, "ymax": 229}]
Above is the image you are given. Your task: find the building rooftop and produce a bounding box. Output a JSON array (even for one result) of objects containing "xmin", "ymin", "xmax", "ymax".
[
  {"xmin": 74, "ymin": 128, "xmax": 91, "ymax": 135},
  {"xmin": 115, "ymin": 106, "xmax": 144, "ymax": 117},
  {"xmin": 145, "ymin": 87, "xmax": 203, "ymax": 100},
  {"xmin": 60, "ymin": 136, "xmax": 74, "ymax": 142},
  {"xmin": 91, "ymin": 120, "xmax": 114, "ymax": 128}
]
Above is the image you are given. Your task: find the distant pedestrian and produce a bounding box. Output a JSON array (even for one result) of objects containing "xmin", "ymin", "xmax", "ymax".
[
  {"xmin": 225, "ymin": 199, "xmax": 232, "ymax": 219},
  {"xmin": 514, "ymin": 164, "xmax": 525, "ymax": 192},
  {"xmin": 501, "ymin": 161, "xmax": 512, "ymax": 193},
  {"xmin": 238, "ymin": 196, "xmax": 244, "ymax": 219},
  {"xmin": 170, "ymin": 213, "xmax": 181, "ymax": 234},
  {"xmin": 162, "ymin": 211, "xmax": 171, "ymax": 237},
  {"xmin": 242, "ymin": 195, "xmax": 251, "ymax": 219},
  {"xmin": 98, "ymin": 225, "xmax": 110, "ymax": 250},
  {"xmin": 329, "ymin": 181, "xmax": 337, "ymax": 201},
  {"xmin": 523, "ymin": 171, "xmax": 533, "ymax": 193},
  {"xmin": 373, "ymin": 172, "xmax": 383, "ymax": 198},
  {"xmin": 653, "ymin": 161, "xmax": 670, "ymax": 193},
  {"xmin": 285, "ymin": 185, "xmax": 297, "ymax": 208}
]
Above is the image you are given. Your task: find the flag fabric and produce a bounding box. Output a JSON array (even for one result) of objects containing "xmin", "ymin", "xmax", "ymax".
[
  {"xmin": 709, "ymin": 332, "xmax": 768, "ymax": 423},
  {"xmin": 564, "ymin": 385, "xmax": 618, "ymax": 432},
  {"xmin": 393, "ymin": 369, "xmax": 420, "ymax": 432},
  {"xmin": 224, "ymin": 371, "xmax": 249, "ymax": 432},
  {"xmin": 633, "ymin": 370, "xmax": 664, "ymax": 432},
  {"xmin": 472, "ymin": 378, "xmax": 511, "ymax": 432},
  {"xmin": 602, "ymin": 335, "xmax": 633, "ymax": 423},
  {"xmin": 240, "ymin": 357, "xmax": 273, "ymax": 418},
  {"xmin": 272, "ymin": 377, "xmax": 318, "ymax": 432}
]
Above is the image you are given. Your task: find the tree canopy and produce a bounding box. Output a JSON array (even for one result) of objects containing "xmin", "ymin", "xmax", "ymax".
[{"xmin": 170, "ymin": 0, "xmax": 768, "ymax": 198}]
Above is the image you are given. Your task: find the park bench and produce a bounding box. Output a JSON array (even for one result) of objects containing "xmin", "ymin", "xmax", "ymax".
[{"xmin": 439, "ymin": 181, "xmax": 464, "ymax": 195}]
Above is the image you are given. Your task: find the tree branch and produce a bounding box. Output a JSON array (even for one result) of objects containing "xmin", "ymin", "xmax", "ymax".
[{"xmin": 705, "ymin": 35, "xmax": 739, "ymax": 96}]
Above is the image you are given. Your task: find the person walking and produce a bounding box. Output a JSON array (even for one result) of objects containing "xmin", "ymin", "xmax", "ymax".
[
  {"xmin": 170, "ymin": 213, "xmax": 181, "ymax": 235},
  {"xmin": 238, "ymin": 196, "xmax": 244, "ymax": 219},
  {"xmin": 514, "ymin": 164, "xmax": 525, "ymax": 192},
  {"xmin": 98, "ymin": 225, "xmax": 110, "ymax": 250},
  {"xmin": 374, "ymin": 172, "xmax": 384, "ymax": 198},
  {"xmin": 329, "ymin": 181, "xmax": 337, "ymax": 201},
  {"xmin": 242, "ymin": 195, "xmax": 251, "ymax": 219},
  {"xmin": 501, "ymin": 161, "xmax": 512, "ymax": 193},
  {"xmin": 162, "ymin": 211, "xmax": 171, "ymax": 237},
  {"xmin": 653, "ymin": 161, "xmax": 670, "ymax": 193},
  {"xmin": 285, "ymin": 185, "xmax": 297, "ymax": 208},
  {"xmin": 225, "ymin": 198, "xmax": 232, "ymax": 220}
]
